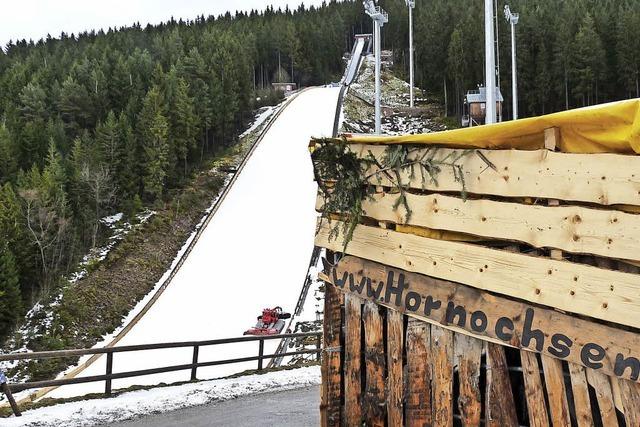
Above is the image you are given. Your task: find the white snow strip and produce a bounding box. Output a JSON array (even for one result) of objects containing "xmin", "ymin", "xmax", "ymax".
[
  {"xmin": 3, "ymin": 366, "xmax": 320, "ymax": 427},
  {"xmin": 239, "ymin": 106, "xmax": 275, "ymax": 138},
  {"xmin": 100, "ymin": 213, "xmax": 123, "ymax": 225}
]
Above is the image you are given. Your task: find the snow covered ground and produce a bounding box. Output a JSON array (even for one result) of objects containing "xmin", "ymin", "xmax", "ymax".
[
  {"xmin": 42, "ymin": 86, "xmax": 340, "ymax": 399},
  {"xmin": 239, "ymin": 105, "xmax": 276, "ymax": 138},
  {"xmin": 5, "ymin": 366, "xmax": 320, "ymax": 427}
]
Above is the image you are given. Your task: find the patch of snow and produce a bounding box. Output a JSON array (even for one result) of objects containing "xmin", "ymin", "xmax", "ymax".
[
  {"xmin": 239, "ymin": 106, "xmax": 275, "ymax": 138},
  {"xmin": 100, "ymin": 213, "xmax": 123, "ymax": 226},
  {"xmin": 3, "ymin": 366, "xmax": 321, "ymax": 427},
  {"xmin": 135, "ymin": 210, "xmax": 155, "ymax": 225}
]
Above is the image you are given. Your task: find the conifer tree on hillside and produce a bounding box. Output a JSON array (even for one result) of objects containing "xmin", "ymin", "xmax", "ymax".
[
  {"xmin": 95, "ymin": 111, "xmax": 122, "ymax": 168},
  {"xmin": 0, "ymin": 125, "xmax": 17, "ymax": 184},
  {"xmin": 571, "ymin": 14, "xmax": 606, "ymax": 106},
  {"xmin": 138, "ymin": 87, "xmax": 169, "ymax": 201},
  {"xmin": 446, "ymin": 27, "xmax": 465, "ymax": 119},
  {"xmin": 617, "ymin": 9, "xmax": 640, "ymax": 98},
  {"xmin": 167, "ymin": 75, "xmax": 198, "ymax": 179},
  {"xmin": 0, "ymin": 242, "xmax": 21, "ymax": 338},
  {"xmin": 117, "ymin": 114, "xmax": 142, "ymax": 211}
]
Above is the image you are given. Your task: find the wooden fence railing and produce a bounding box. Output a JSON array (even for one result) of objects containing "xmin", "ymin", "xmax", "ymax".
[{"xmin": 0, "ymin": 332, "xmax": 322, "ymax": 417}]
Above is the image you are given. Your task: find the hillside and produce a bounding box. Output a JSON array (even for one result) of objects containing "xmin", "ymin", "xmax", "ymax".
[
  {"xmin": 341, "ymin": 55, "xmax": 452, "ymax": 135},
  {"xmin": 0, "ymin": 104, "xmax": 283, "ymax": 384}
]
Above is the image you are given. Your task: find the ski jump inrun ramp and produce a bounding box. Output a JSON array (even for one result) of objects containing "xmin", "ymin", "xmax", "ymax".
[{"xmin": 48, "ymin": 86, "xmax": 341, "ymax": 398}]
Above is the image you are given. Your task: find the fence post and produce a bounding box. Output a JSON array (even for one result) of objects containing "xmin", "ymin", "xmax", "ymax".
[
  {"xmin": 105, "ymin": 352, "xmax": 113, "ymax": 396},
  {"xmin": 316, "ymin": 333, "xmax": 322, "ymax": 362},
  {"xmin": 0, "ymin": 371, "xmax": 21, "ymax": 417},
  {"xmin": 258, "ymin": 339, "xmax": 264, "ymax": 371},
  {"xmin": 191, "ymin": 345, "xmax": 200, "ymax": 381}
]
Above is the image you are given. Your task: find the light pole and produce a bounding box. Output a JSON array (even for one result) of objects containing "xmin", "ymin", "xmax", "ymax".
[
  {"xmin": 504, "ymin": 5, "xmax": 519, "ymax": 120},
  {"xmin": 406, "ymin": 0, "xmax": 415, "ymax": 108},
  {"xmin": 364, "ymin": 0, "xmax": 388, "ymax": 134},
  {"xmin": 484, "ymin": 0, "xmax": 497, "ymax": 124}
]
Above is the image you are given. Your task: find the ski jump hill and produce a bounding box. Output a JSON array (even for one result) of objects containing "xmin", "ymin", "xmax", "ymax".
[
  {"xmin": 28, "ymin": 35, "xmax": 370, "ymax": 400},
  {"xmin": 45, "ymin": 86, "xmax": 339, "ymax": 398}
]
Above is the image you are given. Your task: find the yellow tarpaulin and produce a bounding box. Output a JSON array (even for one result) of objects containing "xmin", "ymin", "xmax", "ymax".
[{"xmin": 346, "ymin": 99, "xmax": 640, "ymax": 154}]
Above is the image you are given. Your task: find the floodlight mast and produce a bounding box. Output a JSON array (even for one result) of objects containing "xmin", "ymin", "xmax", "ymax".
[
  {"xmin": 484, "ymin": 0, "xmax": 497, "ymax": 124},
  {"xmin": 504, "ymin": 5, "xmax": 519, "ymax": 120},
  {"xmin": 364, "ymin": 0, "xmax": 388, "ymax": 135},
  {"xmin": 406, "ymin": 0, "xmax": 415, "ymax": 108}
]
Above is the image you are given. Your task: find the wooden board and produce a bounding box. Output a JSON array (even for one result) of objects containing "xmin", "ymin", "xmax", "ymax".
[
  {"xmin": 541, "ymin": 355, "xmax": 571, "ymax": 426},
  {"xmin": 324, "ymin": 255, "xmax": 640, "ymax": 383},
  {"xmin": 520, "ymin": 351, "xmax": 551, "ymax": 427},
  {"xmin": 386, "ymin": 309, "xmax": 403, "ymax": 427},
  {"xmin": 354, "ymin": 144, "xmax": 640, "ymax": 206},
  {"xmin": 485, "ymin": 343, "xmax": 519, "ymax": 426},
  {"xmin": 363, "ymin": 301, "xmax": 385, "ymax": 427},
  {"xmin": 405, "ymin": 318, "xmax": 432, "ymax": 427},
  {"xmin": 344, "ymin": 294, "xmax": 362, "ymax": 426},
  {"xmin": 568, "ymin": 363, "xmax": 595, "ymax": 427},
  {"xmin": 586, "ymin": 368, "xmax": 620, "ymax": 426},
  {"xmin": 347, "ymin": 191, "xmax": 640, "ymax": 262},
  {"xmin": 316, "ymin": 221, "xmax": 640, "ymax": 329},
  {"xmin": 321, "ymin": 274, "xmax": 343, "ymax": 427},
  {"xmin": 618, "ymin": 378, "xmax": 640, "ymax": 427},
  {"xmin": 431, "ymin": 325, "xmax": 454, "ymax": 425},
  {"xmin": 455, "ymin": 334, "xmax": 482, "ymax": 426}
]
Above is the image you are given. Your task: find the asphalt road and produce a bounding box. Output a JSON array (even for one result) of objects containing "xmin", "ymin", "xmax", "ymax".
[{"xmin": 103, "ymin": 386, "xmax": 320, "ymax": 427}]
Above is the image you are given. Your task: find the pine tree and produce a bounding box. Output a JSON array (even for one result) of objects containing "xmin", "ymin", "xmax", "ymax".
[
  {"xmin": 138, "ymin": 86, "xmax": 169, "ymax": 201},
  {"xmin": 571, "ymin": 14, "xmax": 606, "ymax": 106},
  {"xmin": 183, "ymin": 47, "xmax": 213, "ymax": 158},
  {"xmin": 95, "ymin": 111, "xmax": 121, "ymax": 167},
  {"xmin": 617, "ymin": 8, "xmax": 640, "ymax": 98},
  {"xmin": 42, "ymin": 139, "xmax": 69, "ymax": 210},
  {"xmin": 18, "ymin": 82, "xmax": 48, "ymax": 122},
  {"xmin": 535, "ymin": 38, "xmax": 552, "ymax": 114},
  {"xmin": 0, "ymin": 183, "xmax": 34, "ymax": 300},
  {"xmin": 0, "ymin": 125, "xmax": 17, "ymax": 184},
  {"xmin": 168, "ymin": 76, "xmax": 199, "ymax": 179},
  {"xmin": 117, "ymin": 114, "xmax": 141, "ymax": 208},
  {"xmin": 108, "ymin": 54, "xmax": 133, "ymax": 112},
  {"xmin": 0, "ymin": 242, "xmax": 22, "ymax": 338},
  {"xmin": 447, "ymin": 26, "xmax": 466, "ymax": 119}
]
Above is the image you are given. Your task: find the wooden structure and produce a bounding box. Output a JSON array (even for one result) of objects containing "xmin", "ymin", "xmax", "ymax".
[
  {"xmin": 272, "ymin": 82, "xmax": 298, "ymax": 96},
  {"xmin": 312, "ymin": 117, "xmax": 640, "ymax": 425},
  {"xmin": 462, "ymin": 86, "xmax": 504, "ymax": 126}
]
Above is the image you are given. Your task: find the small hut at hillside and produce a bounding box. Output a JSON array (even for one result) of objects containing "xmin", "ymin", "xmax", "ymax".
[{"xmin": 462, "ymin": 85, "xmax": 504, "ymax": 126}]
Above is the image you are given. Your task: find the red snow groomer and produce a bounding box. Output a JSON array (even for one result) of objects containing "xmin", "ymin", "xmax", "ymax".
[{"xmin": 244, "ymin": 307, "xmax": 291, "ymax": 336}]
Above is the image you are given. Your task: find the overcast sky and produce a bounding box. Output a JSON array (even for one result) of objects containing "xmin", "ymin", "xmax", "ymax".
[{"xmin": 0, "ymin": 0, "xmax": 331, "ymax": 49}]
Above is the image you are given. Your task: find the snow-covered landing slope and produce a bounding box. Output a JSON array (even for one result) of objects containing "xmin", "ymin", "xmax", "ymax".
[{"xmin": 49, "ymin": 86, "xmax": 340, "ymax": 398}]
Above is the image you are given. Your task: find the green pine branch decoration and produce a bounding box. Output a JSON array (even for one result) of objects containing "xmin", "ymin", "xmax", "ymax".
[{"xmin": 311, "ymin": 138, "xmax": 472, "ymax": 251}]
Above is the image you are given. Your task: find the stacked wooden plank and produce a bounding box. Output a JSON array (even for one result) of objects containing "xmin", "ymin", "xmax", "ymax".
[{"xmin": 313, "ymin": 128, "xmax": 640, "ymax": 426}]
